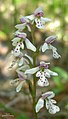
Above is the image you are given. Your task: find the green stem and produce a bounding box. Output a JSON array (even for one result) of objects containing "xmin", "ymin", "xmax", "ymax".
[
  {"xmin": 31, "ymin": 26, "xmax": 37, "ymax": 119},
  {"xmin": 33, "ymin": 58, "xmax": 37, "ymax": 119}
]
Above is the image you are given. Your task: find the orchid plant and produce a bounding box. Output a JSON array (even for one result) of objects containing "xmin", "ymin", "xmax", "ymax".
[{"xmin": 10, "ymin": 7, "xmax": 60, "ymax": 119}]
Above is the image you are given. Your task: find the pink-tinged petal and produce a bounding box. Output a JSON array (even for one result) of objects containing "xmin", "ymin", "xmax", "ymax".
[
  {"xmin": 25, "ymin": 38, "xmax": 36, "ymax": 52},
  {"xmin": 40, "ymin": 61, "xmax": 50, "ymax": 68},
  {"xmin": 25, "ymin": 67, "xmax": 39, "ymax": 74},
  {"xmin": 15, "ymin": 31, "xmax": 27, "ymax": 39},
  {"xmin": 20, "ymin": 17, "xmax": 29, "ymax": 23},
  {"xmin": 15, "ymin": 23, "xmax": 26, "ymax": 30},
  {"xmin": 45, "ymin": 35, "xmax": 57, "ymax": 44},
  {"xmin": 34, "ymin": 7, "xmax": 43, "ymax": 17},
  {"xmin": 42, "ymin": 91, "xmax": 55, "ymax": 99},
  {"xmin": 35, "ymin": 98, "xmax": 44, "ymax": 113}
]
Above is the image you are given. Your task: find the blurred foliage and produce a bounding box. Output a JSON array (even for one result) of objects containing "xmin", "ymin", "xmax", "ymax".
[
  {"xmin": 0, "ymin": 103, "xmax": 28, "ymax": 119},
  {"xmin": 52, "ymin": 67, "xmax": 68, "ymax": 94}
]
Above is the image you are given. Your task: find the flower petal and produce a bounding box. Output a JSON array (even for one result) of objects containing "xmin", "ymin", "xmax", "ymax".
[
  {"xmin": 20, "ymin": 42, "xmax": 24, "ymax": 49},
  {"xmin": 25, "ymin": 67, "xmax": 39, "ymax": 74},
  {"xmin": 16, "ymin": 81, "xmax": 24, "ymax": 92},
  {"xmin": 53, "ymin": 50, "xmax": 61, "ymax": 59},
  {"xmin": 26, "ymin": 15, "xmax": 35, "ymax": 20},
  {"xmin": 36, "ymin": 71, "xmax": 41, "ymax": 77},
  {"xmin": 46, "ymin": 69, "xmax": 58, "ymax": 76},
  {"xmin": 48, "ymin": 104, "xmax": 60, "ymax": 114},
  {"xmin": 35, "ymin": 18, "xmax": 45, "ymax": 29},
  {"xmin": 42, "ymin": 91, "xmax": 55, "ymax": 99},
  {"xmin": 16, "ymin": 65, "xmax": 30, "ymax": 72},
  {"xmin": 14, "ymin": 45, "xmax": 20, "ymax": 56},
  {"xmin": 18, "ymin": 57, "xmax": 24, "ymax": 66},
  {"xmin": 15, "ymin": 23, "xmax": 26, "ymax": 31},
  {"xmin": 35, "ymin": 98, "xmax": 44, "ymax": 113},
  {"xmin": 41, "ymin": 17, "xmax": 51, "ymax": 22},
  {"xmin": 46, "ymin": 100, "xmax": 50, "ymax": 109},
  {"xmin": 12, "ymin": 37, "xmax": 21, "ymax": 46},
  {"xmin": 55, "ymin": 105, "xmax": 60, "ymax": 112},
  {"xmin": 44, "ymin": 71, "xmax": 50, "ymax": 78},
  {"xmin": 10, "ymin": 78, "xmax": 19, "ymax": 85},
  {"xmin": 41, "ymin": 43, "xmax": 49, "ymax": 52},
  {"xmin": 25, "ymin": 54, "xmax": 33, "ymax": 64},
  {"xmin": 15, "ymin": 31, "xmax": 27, "ymax": 39},
  {"xmin": 27, "ymin": 24, "xmax": 31, "ymax": 32},
  {"xmin": 34, "ymin": 7, "xmax": 43, "ymax": 16},
  {"xmin": 20, "ymin": 17, "xmax": 29, "ymax": 23},
  {"xmin": 50, "ymin": 99, "xmax": 57, "ymax": 104},
  {"xmin": 25, "ymin": 38, "xmax": 36, "ymax": 52}
]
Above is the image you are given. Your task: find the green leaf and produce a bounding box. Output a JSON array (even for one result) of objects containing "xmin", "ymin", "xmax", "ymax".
[
  {"xmin": 51, "ymin": 67, "xmax": 68, "ymax": 94},
  {"xmin": 16, "ymin": 113, "xmax": 28, "ymax": 119},
  {"xmin": 52, "ymin": 67, "xmax": 68, "ymax": 81}
]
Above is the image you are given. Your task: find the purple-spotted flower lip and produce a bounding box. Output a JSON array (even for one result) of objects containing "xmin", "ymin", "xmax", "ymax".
[
  {"xmin": 34, "ymin": 7, "xmax": 44, "ymax": 17},
  {"xmin": 45, "ymin": 35, "xmax": 57, "ymax": 44},
  {"xmin": 39, "ymin": 61, "xmax": 50, "ymax": 69}
]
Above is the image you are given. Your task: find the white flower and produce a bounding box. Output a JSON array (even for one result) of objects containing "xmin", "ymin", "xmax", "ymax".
[
  {"xmin": 15, "ymin": 17, "xmax": 31, "ymax": 32},
  {"xmin": 35, "ymin": 17, "xmax": 51, "ymax": 29},
  {"xmin": 25, "ymin": 61, "xmax": 58, "ymax": 87},
  {"xmin": 10, "ymin": 51, "xmax": 33, "ymax": 69},
  {"xmin": 18, "ymin": 56, "xmax": 29, "ymax": 66},
  {"xmin": 10, "ymin": 71, "xmax": 26, "ymax": 92},
  {"xmin": 35, "ymin": 91, "xmax": 60, "ymax": 114},
  {"xmin": 11, "ymin": 62, "xmax": 31, "ymax": 92},
  {"xmin": 18, "ymin": 53, "xmax": 33, "ymax": 66},
  {"xmin": 40, "ymin": 35, "xmax": 61, "ymax": 59},
  {"xmin": 23, "ymin": 7, "xmax": 51, "ymax": 29},
  {"xmin": 34, "ymin": 7, "xmax": 51, "ymax": 29},
  {"xmin": 12, "ymin": 31, "xmax": 36, "ymax": 56}
]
